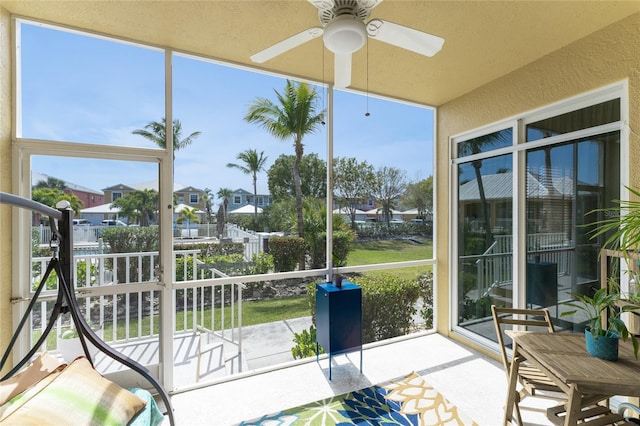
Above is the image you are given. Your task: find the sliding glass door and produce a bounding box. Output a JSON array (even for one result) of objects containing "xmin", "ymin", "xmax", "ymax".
[{"xmin": 453, "ymin": 88, "xmax": 623, "ymax": 342}]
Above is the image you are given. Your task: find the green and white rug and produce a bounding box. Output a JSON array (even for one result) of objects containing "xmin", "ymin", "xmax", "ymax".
[{"xmin": 239, "ymin": 372, "xmax": 478, "ymax": 425}]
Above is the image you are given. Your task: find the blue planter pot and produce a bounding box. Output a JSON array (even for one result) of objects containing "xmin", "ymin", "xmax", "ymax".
[{"xmin": 585, "ymin": 328, "xmax": 619, "ymax": 361}]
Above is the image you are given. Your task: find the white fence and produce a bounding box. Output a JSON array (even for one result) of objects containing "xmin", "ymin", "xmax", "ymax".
[
  {"xmin": 30, "ymin": 249, "xmax": 244, "ymax": 365},
  {"xmin": 34, "ymin": 223, "xmax": 270, "ymax": 262},
  {"xmin": 472, "ymin": 233, "xmax": 573, "ymax": 298}
]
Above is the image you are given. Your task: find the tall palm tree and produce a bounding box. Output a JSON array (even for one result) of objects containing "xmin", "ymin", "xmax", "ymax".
[
  {"xmin": 132, "ymin": 117, "xmax": 201, "ymax": 161},
  {"xmin": 112, "ymin": 189, "xmax": 158, "ymax": 226},
  {"xmin": 227, "ymin": 149, "xmax": 268, "ymax": 222},
  {"xmin": 177, "ymin": 206, "xmax": 199, "ymax": 232},
  {"xmin": 245, "ymin": 80, "xmax": 324, "ymax": 239},
  {"xmin": 33, "ymin": 176, "xmax": 67, "ymax": 191},
  {"xmin": 202, "ymin": 187, "xmax": 214, "ymax": 224},
  {"xmin": 458, "ymin": 131, "xmax": 511, "ymax": 248},
  {"xmin": 216, "ymin": 187, "xmax": 233, "ymax": 218}
]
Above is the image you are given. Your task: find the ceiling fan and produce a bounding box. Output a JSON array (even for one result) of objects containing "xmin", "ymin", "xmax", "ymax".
[{"xmin": 250, "ymin": 0, "xmax": 444, "ymax": 89}]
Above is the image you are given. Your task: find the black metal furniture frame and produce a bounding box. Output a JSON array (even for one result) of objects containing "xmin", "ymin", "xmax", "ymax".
[{"xmin": 0, "ymin": 192, "xmax": 175, "ymax": 425}]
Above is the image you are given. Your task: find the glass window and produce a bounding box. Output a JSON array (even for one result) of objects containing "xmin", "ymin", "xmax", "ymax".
[
  {"xmin": 457, "ymin": 128, "xmax": 512, "ymax": 158},
  {"xmin": 189, "ymin": 194, "xmax": 198, "ymax": 204},
  {"xmin": 526, "ymin": 99, "xmax": 620, "ymax": 142},
  {"xmin": 452, "ymin": 93, "xmax": 621, "ymax": 345},
  {"xmin": 526, "ymin": 132, "xmax": 620, "ymax": 330},
  {"xmin": 457, "ymin": 154, "xmax": 513, "ymax": 333}
]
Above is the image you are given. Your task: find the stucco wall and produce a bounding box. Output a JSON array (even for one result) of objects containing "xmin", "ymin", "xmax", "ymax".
[
  {"xmin": 435, "ymin": 13, "xmax": 640, "ymax": 350},
  {"xmin": 0, "ymin": 5, "xmax": 12, "ymax": 376}
]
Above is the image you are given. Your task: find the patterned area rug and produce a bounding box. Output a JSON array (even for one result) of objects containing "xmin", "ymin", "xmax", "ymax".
[{"xmin": 239, "ymin": 372, "xmax": 478, "ymax": 425}]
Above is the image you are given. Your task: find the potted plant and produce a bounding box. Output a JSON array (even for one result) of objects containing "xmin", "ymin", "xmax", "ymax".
[
  {"xmin": 333, "ymin": 273, "xmax": 343, "ymax": 288},
  {"xmin": 588, "ymin": 186, "xmax": 640, "ymax": 334},
  {"xmin": 561, "ymin": 287, "xmax": 639, "ymax": 360},
  {"xmin": 58, "ymin": 323, "xmax": 103, "ymax": 362}
]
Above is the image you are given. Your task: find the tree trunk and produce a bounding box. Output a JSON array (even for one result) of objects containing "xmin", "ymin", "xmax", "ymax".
[
  {"xmin": 294, "ymin": 139, "xmax": 305, "ymax": 270},
  {"xmin": 293, "ymin": 140, "xmax": 304, "ymax": 238},
  {"xmin": 253, "ymin": 173, "xmax": 258, "ymax": 228},
  {"xmin": 473, "ymin": 160, "xmax": 494, "ymax": 248}
]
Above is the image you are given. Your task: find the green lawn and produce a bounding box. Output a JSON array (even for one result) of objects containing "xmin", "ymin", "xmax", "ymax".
[
  {"xmin": 37, "ymin": 238, "xmax": 431, "ymax": 347},
  {"xmin": 347, "ymin": 238, "xmax": 433, "ymax": 280}
]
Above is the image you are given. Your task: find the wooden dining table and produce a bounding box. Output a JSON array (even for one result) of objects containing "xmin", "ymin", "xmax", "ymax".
[{"xmin": 503, "ymin": 331, "xmax": 640, "ymax": 426}]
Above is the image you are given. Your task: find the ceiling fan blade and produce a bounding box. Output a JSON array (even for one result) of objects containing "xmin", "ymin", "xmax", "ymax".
[
  {"xmin": 334, "ymin": 52, "xmax": 352, "ymax": 88},
  {"xmin": 366, "ymin": 18, "xmax": 444, "ymax": 57},
  {"xmin": 250, "ymin": 27, "xmax": 323, "ymax": 63}
]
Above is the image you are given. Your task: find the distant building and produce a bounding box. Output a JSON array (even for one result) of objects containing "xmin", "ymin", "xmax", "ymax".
[
  {"xmin": 32, "ymin": 171, "xmax": 105, "ymax": 208},
  {"xmin": 97, "ymin": 182, "xmax": 208, "ymax": 224},
  {"xmin": 229, "ymin": 188, "xmax": 273, "ymax": 211},
  {"xmin": 174, "ymin": 186, "xmax": 207, "ymax": 212}
]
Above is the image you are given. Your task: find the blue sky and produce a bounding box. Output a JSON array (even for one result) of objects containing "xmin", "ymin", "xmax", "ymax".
[{"xmin": 21, "ymin": 21, "xmax": 434, "ymax": 204}]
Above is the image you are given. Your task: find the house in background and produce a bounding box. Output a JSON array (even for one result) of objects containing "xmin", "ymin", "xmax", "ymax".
[
  {"xmin": 174, "ymin": 186, "xmax": 207, "ymax": 213},
  {"xmin": 97, "ymin": 182, "xmax": 207, "ymax": 224},
  {"xmin": 32, "ymin": 171, "xmax": 104, "ymax": 208},
  {"xmin": 103, "ymin": 182, "xmax": 206, "ymax": 210},
  {"xmin": 102, "ymin": 184, "xmax": 136, "ymax": 204},
  {"xmin": 229, "ymin": 188, "xmax": 273, "ymax": 211}
]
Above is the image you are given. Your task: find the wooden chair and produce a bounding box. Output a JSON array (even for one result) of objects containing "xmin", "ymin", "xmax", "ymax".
[
  {"xmin": 492, "ymin": 306, "xmax": 567, "ymax": 424},
  {"xmin": 546, "ymin": 402, "xmax": 638, "ymax": 425}
]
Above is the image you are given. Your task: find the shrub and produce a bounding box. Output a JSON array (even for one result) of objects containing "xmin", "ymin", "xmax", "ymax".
[
  {"xmin": 101, "ymin": 227, "xmax": 158, "ymax": 283},
  {"xmin": 269, "ymin": 236, "xmax": 306, "ymax": 272},
  {"xmin": 244, "ymin": 252, "xmax": 274, "ymax": 275},
  {"xmin": 332, "ymin": 230, "xmax": 353, "ymax": 267},
  {"xmin": 417, "ymin": 272, "xmax": 434, "ymax": 329},
  {"xmin": 176, "ymin": 241, "xmax": 243, "ymax": 257},
  {"xmin": 291, "ymin": 325, "xmax": 324, "ymax": 359},
  {"xmin": 307, "ymin": 274, "xmax": 421, "ymax": 344}
]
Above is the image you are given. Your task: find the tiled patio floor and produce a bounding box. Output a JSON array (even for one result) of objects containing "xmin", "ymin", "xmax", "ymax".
[{"xmin": 165, "ymin": 332, "xmax": 558, "ymax": 425}]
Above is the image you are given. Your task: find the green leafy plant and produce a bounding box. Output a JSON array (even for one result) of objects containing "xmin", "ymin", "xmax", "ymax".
[
  {"xmin": 244, "ymin": 252, "xmax": 274, "ymax": 275},
  {"xmin": 60, "ymin": 328, "xmax": 80, "ymax": 339},
  {"xmin": 587, "ymin": 186, "xmax": 640, "ymax": 299},
  {"xmin": 561, "ymin": 287, "xmax": 639, "ymax": 358},
  {"xmin": 291, "ymin": 325, "xmax": 324, "ymax": 359},
  {"xmin": 588, "ymin": 186, "xmax": 640, "ymax": 255}
]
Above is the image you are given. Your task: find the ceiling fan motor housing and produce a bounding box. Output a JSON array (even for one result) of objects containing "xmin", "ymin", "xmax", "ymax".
[{"xmin": 323, "ymin": 15, "xmax": 367, "ymax": 54}]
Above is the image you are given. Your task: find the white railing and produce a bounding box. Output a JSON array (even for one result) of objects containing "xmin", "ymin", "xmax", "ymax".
[
  {"xmin": 30, "ymin": 250, "xmax": 243, "ymax": 363},
  {"xmin": 34, "ymin": 223, "xmax": 269, "ymax": 261},
  {"xmin": 472, "ymin": 233, "xmax": 573, "ymax": 298}
]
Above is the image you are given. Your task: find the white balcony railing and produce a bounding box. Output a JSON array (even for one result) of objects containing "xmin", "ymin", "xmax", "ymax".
[
  {"xmin": 30, "ymin": 249, "xmax": 243, "ymax": 371},
  {"xmin": 472, "ymin": 233, "xmax": 573, "ymax": 298}
]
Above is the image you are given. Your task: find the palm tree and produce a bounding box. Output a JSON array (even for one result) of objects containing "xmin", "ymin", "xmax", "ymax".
[
  {"xmin": 216, "ymin": 187, "xmax": 233, "ymax": 218},
  {"xmin": 202, "ymin": 187, "xmax": 214, "ymax": 224},
  {"xmin": 245, "ymin": 80, "xmax": 324, "ymax": 240},
  {"xmin": 227, "ymin": 149, "xmax": 268, "ymax": 223},
  {"xmin": 132, "ymin": 117, "xmax": 201, "ymax": 161},
  {"xmin": 112, "ymin": 189, "xmax": 158, "ymax": 226},
  {"xmin": 177, "ymin": 206, "xmax": 199, "ymax": 233},
  {"xmin": 458, "ymin": 131, "xmax": 511, "ymax": 248},
  {"xmin": 33, "ymin": 176, "xmax": 67, "ymax": 191}
]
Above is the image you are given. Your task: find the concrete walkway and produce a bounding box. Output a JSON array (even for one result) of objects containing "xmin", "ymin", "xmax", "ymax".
[
  {"xmin": 241, "ymin": 316, "xmax": 313, "ymax": 370},
  {"xmin": 95, "ymin": 316, "xmax": 315, "ymax": 388}
]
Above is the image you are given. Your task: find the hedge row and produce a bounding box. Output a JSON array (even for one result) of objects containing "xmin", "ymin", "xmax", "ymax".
[{"xmin": 306, "ymin": 274, "xmax": 423, "ymax": 344}]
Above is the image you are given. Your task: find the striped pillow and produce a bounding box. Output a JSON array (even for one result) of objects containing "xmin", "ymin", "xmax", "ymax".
[{"xmin": 1, "ymin": 357, "xmax": 146, "ymax": 425}]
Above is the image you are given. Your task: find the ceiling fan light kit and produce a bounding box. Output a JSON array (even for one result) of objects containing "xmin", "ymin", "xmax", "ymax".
[
  {"xmin": 250, "ymin": 0, "xmax": 444, "ymax": 88},
  {"xmin": 323, "ymin": 15, "xmax": 367, "ymax": 54}
]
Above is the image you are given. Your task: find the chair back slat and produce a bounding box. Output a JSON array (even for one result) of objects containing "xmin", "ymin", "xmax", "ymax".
[{"xmin": 491, "ymin": 305, "xmax": 555, "ymax": 372}]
